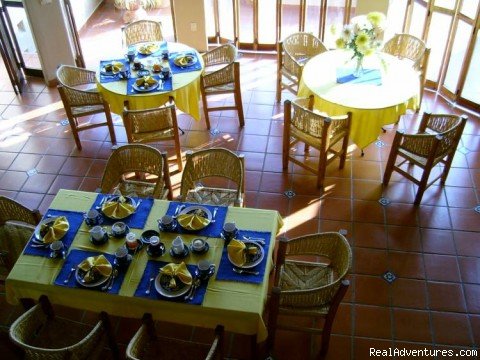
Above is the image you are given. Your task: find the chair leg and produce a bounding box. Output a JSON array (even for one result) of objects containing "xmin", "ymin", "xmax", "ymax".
[
  {"xmin": 68, "ymin": 116, "xmax": 82, "ymax": 150},
  {"xmin": 339, "ymin": 135, "xmax": 349, "ymax": 169},
  {"xmin": 234, "ymin": 88, "xmax": 245, "ymax": 128},
  {"xmin": 414, "ymin": 165, "xmax": 433, "ymax": 205},
  {"xmin": 317, "ymin": 153, "xmax": 327, "ymax": 188},
  {"xmin": 266, "ymin": 288, "xmax": 281, "ymax": 357},
  {"xmin": 276, "ymin": 74, "xmax": 282, "ymax": 103},
  {"xmin": 104, "ymin": 104, "xmax": 117, "ymax": 146},
  {"xmin": 440, "ymin": 155, "xmax": 455, "ymax": 185},
  {"xmin": 100, "ymin": 311, "xmax": 120, "ymax": 360},
  {"xmin": 201, "ymin": 93, "xmax": 211, "ymax": 130}
]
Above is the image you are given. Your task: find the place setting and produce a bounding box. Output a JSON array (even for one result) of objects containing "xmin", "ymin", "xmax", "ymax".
[
  {"xmin": 99, "ymin": 58, "xmax": 129, "ymax": 83},
  {"xmin": 54, "ymin": 248, "xmax": 131, "ymax": 294},
  {"xmin": 134, "ymin": 259, "xmax": 214, "ymax": 305},
  {"xmin": 23, "ymin": 209, "xmax": 84, "ymax": 258},
  {"xmin": 168, "ymin": 51, "xmax": 202, "ymax": 73},
  {"xmin": 215, "ymin": 223, "xmax": 271, "ymax": 284}
]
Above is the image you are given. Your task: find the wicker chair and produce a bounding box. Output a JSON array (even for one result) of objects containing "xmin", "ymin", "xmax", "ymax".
[
  {"xmin": 57, "ymin": 65, "xmax": 117, "ymax": 151},
  {"xmin": 123, "ymin": 20, "xmax": 163, "ymax": 47},
  {"xmin": 123, "ymin": 99, "xmax": 183, "ymax": 171},
  {"xmin": 180, "ymin": 148, "xmax": 245, "ymax": 207},
  {"xmin": 283, "ymin": 96, "xmax": 351, "ymax": 188},
  {"xmin": 382, "ymin": 33, "xmax": 430, "ymax": 107},
  {"xmin": 9, "ymin": 295, "xmax": 118, "ymax": 360},
  {"xmin": 100, "ymin": 144, "xmax": 173, "ymax": 200},
  {"xmin": 267, "ymin": 232, "xmax": 352, "ymax": 360},
  {"xmin": 0, "ymin": 196, "xmax": 41, "ymax": 282},
  {"xmin": 276, "ymin": 32, "xmax": 327, "ymax": 102},
  {"xmin": 200, "ymin": 43, "xmax": 244, "ymax": 130},
  {"xmin": 126, "ymin": 314, "xmax": 224, "ymax": 360},
  {"xmin": 383, "ymin": 112, "xmax": 467, "ymax": 205}
]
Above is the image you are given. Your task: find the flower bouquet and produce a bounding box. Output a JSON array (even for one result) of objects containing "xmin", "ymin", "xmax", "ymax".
[{"xmin": 333, "ymin": 12, "xmax": 385, "ymax": 77}]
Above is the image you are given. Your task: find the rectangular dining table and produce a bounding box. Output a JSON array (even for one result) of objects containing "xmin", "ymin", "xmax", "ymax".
[{"xmin": 6, "ymin": 189, "xmax": 283, "ymax": 349}]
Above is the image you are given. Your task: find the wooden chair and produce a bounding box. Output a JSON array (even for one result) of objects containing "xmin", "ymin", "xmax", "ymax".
[
  {"xmin": 57, "ymin": 65, "xmax": 117, "ymax": 151},
  {"xmin": 123, "ymin": 99, "xmax": 183, "ymax": 171},
  {"xmin": 200, "ymin": 43, "xmax": 244, "ymax": 130},
  {"xmin": 276, "ymin": 32, "xmax": 327, "ymax": 102},
  {"xmin": 126, "ymin": 313, "xmax": 224, "ymax": 360},
  {"xmin": 123, "ymin": 20, "xmax": 163, "ymax": 47},
  {"xmin": 100, "ymin": 144, "xmax": 173, "ymax": 200},
  {"xmin": 9, "ymin": 295, "xmax": 119, "ymax": 360},
  {"xmin": 383, "ymin": 33, "xmax": 430, "ymax": 107},
  {"xmin": 267, "ymin": 232, "xmax": 352, "ymax": 360},
  {"xmin": 283, "ymin": 96, "xmax": 351, "ymax": 188},
  {"xmin": 180, "ymin": 148, "xmax": 245, "ymax": 207},
  {"xmin": 0, "ymin": 196, "xmax": 41, "ymax": 282},
  {"xmin": 383, "ymin": 112, "xmax": 467, "ymax": 205}
]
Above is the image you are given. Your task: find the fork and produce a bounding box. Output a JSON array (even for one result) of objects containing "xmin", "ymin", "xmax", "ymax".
[
  {"xmin": 106, "ymin": 269, "xmax": 119, "ymax": 291},
  {"xmin": 242, "ymin": 236, "xmax": 266, "ymax": 246},
  {"xmin": 232, "ymin": 267, "xmax": 259, "ymax": 276},
  {"xmin": 64, "ymin": 267, "xmax": 76, "ymax": 284},
  {"xmin": 145, "ymin": 276, "xmax": 155, "ymax": 294}
]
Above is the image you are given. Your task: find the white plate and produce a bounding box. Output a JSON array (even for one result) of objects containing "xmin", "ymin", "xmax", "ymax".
[
  {"xmin": 173, "ymin": 53, "xmax": 198, "ymax": 67},
  {"xmin": 154, "ymin": 273, "xmax": 191, "ymax": 298},
  {"xmin": 132, "ymin": 81, "xmax": 159, "ymax": 93},
  {"xmin": 177, "ymin": 205, "xmax": 212, "ymax": 231},
  {"xmin": 138, "ymin": 43, "xmax": 160, "ymax": 55},
  {"xmin": 34, "ymin": 217, "xmax": 68, "ymax": 242},
  {"xmin": 228, "ymin": 240, "xmax": 265, "ymax": 269},
  {"xmin": 75, "ymin": 266, "xmax": 111, "ymax": 288}
]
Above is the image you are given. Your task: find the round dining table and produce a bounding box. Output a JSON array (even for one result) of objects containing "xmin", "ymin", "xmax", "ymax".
[
  {"xmin": 298, "ymin": 50, "xmax": 420, "ymax": 150},
  {"xmin": 96, "ymin": 42, "xmax": 204, "ymax": 120}
]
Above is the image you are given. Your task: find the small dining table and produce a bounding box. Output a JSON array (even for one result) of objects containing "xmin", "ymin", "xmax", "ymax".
[
  {"xmin": 298, "ymin": 50, "xmax": 420, "ymax": 150},
  {"xmin": 6, "ymin": 189, "xmax": 283, "ymax": 350},
  {"xmin": 96, "ymin": 41, "xmax": 204, "ymax": 120}
]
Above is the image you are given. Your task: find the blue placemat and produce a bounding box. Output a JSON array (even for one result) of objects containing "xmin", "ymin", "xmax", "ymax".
[
  {"xmin": 23, "ymin": 210, "xmax": 84, "ymax": 257},
  {"xmin": 216, "ymin": 230, "xmax": 271, "ymax": 284},
  {"xmin": 99, "ymin": 59, "xmax": 129, "ymax": 83},
  {"xmin": 336, "ymin": 68, "xmax": 382, "ymax": 85},
  {"xmin": 54, "ymin": 249, "xmax": 127, "ymax": 294},
  {"xmin": 168, "ymin": 51, "xmax": 202, "ymax": 74},
  {"xmin": 126, "ymin": 75, "xmax": 172, "ymax": 95},
  {"xmin": 90, "ymin": 193, "xmax": 154, "ymax": 229},
  {"xmin": 136, "ymin": 41, "xmax": 168, "ymax": 59},
  {"xmin": 164, "ymin": 202, "xmax": 228, "ymax": 237},
  {"xmin": 134, "ymin": 260, "xmax": 208, "ymax": 305}
]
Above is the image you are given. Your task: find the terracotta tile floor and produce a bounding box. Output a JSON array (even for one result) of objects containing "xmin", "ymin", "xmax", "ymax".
[{"xmin": 1, "ymin": 2, "xmax": 480, "ymax": 359}]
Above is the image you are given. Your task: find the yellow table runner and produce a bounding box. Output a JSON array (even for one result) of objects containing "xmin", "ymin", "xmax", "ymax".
[{"xmin": 6, "ymin": 189, "xmax": 283, "ymax": 342}]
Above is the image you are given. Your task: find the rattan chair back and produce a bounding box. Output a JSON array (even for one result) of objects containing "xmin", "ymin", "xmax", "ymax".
[
  {"xmin": 56, "ymin": 65, "xmax": 116, "ymax": 151},
  {"xmin": 9, "ymin": 296, "xmax": 117, "ymax": 360},
  {"xmin": 123, "ymin": 100, "xmax": 183, "ymax": 171},
  {"xmin": 180, "ymin": 148, "xmax": 245, "ymax": 207},
  {"xmin": 200, "ymin": 44, "xmax": 244, "ymax": 130},
  {"xmin": 126, "ymin": 314, "xmax": 224, "ymax": 360},
  {"xmin": 100, "ymin": 144, "xmax": 173, "ymax": 200},
  {"xmin": 123, "ymin": 20, "xmax": 163, "ymax": 47},
  {"xmin": 383, "ymin": 112, "xmax": 467, "ymax": 205},
  {"xmin": 276, "ymin": 32, "xmax": 327, "ymax": 102},
  {"xmin": 0, "ymin": 196, "xmax": 41, "ymax": 277},
  {"xmin": 283, "ymin": 96, "xmax": 351, "ymax": 188}
]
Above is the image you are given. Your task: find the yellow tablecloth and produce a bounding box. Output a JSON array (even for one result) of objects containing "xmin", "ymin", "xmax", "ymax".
[
  {"xmin": 6, "ymin": 190, "xmax": 282, "ymax": 342},
  {"xmin": 97, "ymin": 42, "xmax": 203, "ymax": 120},
  {"xmin": 298, "ymin": 50, "xmax": 420, "ymax": 149}
]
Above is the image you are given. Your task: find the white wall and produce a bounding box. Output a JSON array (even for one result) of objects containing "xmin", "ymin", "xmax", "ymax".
[
  {"xmin": 173, "ymin": 0, "xmax": 207, "ymax": 52},
  {"xmin": 70, "ymin": 0, "xmax": 102, "ymax": 30}
]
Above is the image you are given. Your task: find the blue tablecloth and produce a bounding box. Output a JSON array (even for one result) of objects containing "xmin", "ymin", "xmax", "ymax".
[
  {"xmin": 169, "ymin": 52, "xmax": 202, "ymax": 74},
  {"xmin": 127, "ymin": 75, "xmax": 172, "ymax": 95},
  {"xmin": 163, "ymin": 202, "xmax": 228, "ymax": 238},
  {"xmin": 215, "ymin": 230, "xmax": 271, "ymax": 284},
  {"xmin": 336, "ymin": 68, "xmax": 382, "ymax": 85},
  {"xmin": 23, "ymin": 210, "xmax": 84, "ymax": 257},
  {"xmin": 134, "ymin": 260, "xmax": 208, "ymax": 305},
  {"xmin": 90, "ymin": 194, "xmax": 154, "ymax": 229},
  {"xmin": 54, "ymin": 249, "xmax": 128, "ymax": 295},
  {"xmin": 99, "ymin": 59, "xmax": 129, "ymax": 83}
]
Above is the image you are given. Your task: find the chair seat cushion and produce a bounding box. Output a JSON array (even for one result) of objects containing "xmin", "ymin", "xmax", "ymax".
[
  {"xmin": 115, "ymin": 180, "xmax": 168, "ymax": 199},
  {"xmin": 398, "ymin": 148, "xmax": 444, "ymax": 167},
  {"xmin": 71, "ymin": 104, "xmax": 105, "ymax": 116},
  {"xmin": 185, "ymin": 187, "xmax": 240, "ymax": 206},
  {"xmin": 132, "ymin": 128, "xmax": 175, "ymax": 143},
  {"xmin": 204, "ymin": 83, "xmax": 235, "ymax": 93}
]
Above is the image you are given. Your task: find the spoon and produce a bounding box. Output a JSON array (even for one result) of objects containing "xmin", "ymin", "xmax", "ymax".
[
  {"xmin": 211, "ymin": 207, "xmax": 218, "ymax": 223},
  {"xmin": 232, "ymin": 267, "xmax": 259, "ymax": 276},
  {"xmin": 145, "ymin": 276, "xmax": 155, "ymax": 294},
  {"xmin": 106, "ymin": 269, "xmax": 119, "ymax": 291},
  {"xmin": 242, "ymin": 236, "xmax": 266, "ymax": 246},
  {"xmin": 64, "ymin": 267, "xmax": 76, "ymax": 284},
  {"xmin": 186, "ymin": 278, "xmax": 201, "ymax": 301}
]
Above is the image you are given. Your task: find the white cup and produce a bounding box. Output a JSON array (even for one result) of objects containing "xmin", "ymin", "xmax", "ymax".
[
  {"xmin": 172, "ymin": 236, "xmax": 184, "ymax": 254},
  {"xmin": 126, "ymin": 232, "xmax": 137, "ymax": 249},
  {"xmin": 90, "ymin": 226, "xmax": 106, "ymax": 241},
  {"xmin": 192, "ymin": 238, "xmax": 206, "ymax": 252}
]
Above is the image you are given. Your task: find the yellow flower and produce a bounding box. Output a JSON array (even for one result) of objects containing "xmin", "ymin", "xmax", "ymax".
[
  {"xmin": 367, "ymin": 12, "xmax": 385, "ymax": 28},
  {"xmin": 335, "ymin": 38, "xmax": 346, "ymax": 49},
  {"xmin": 355, "ymin": 32, "xmax": 370, "ymax": 47}
]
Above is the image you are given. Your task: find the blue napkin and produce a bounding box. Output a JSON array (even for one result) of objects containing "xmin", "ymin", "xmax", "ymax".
[
  {"xmin": 215, "ymin": 230, "xmax": 271, "ymax": 284},
  {"xmin": 23, "ymin": 210, "xmax": 84, "ymax": 257},
  {"xmin": 127, "ymin": 75, "xmax": 172, "ymax": 95},
  {"xmin": 336, "ymin": 68, "xmax": 382, "ymax": 85},
  {"xmin": 164, "ymin": 202, "xmax": 228, "ymax": 238},
  {"xmin": 134, "ymin": 260, "xmax": 208, "ymax": 305},
  {"xmin": 136, "ymin": 41, "xmax": 168, "ymax": 58},
  {"xmin": 169, "ymin": 52, "xmax": 202, "ymax": 74},
  {"xmin": 90, "ymin": 193, "xmax": 154, "ymax": 229},
  {"xmin": 54, "ymin": 249, "xmax": 127, "ymax": 295},
  {"xmin": 99, "ymin": 59, "xmax": 129, "ymax": 83}
]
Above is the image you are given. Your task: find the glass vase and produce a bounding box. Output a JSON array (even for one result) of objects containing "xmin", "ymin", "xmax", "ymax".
[{"xmin": 353, "ymin": 56, "xmax": 364, "ymax": 78}]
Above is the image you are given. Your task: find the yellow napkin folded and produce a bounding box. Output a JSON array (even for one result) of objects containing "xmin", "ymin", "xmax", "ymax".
[
  {"xmin": 102, "ymin": 200, "xmax": 135, "ymax": 219},
  {"xmin": 160, "ymin": 262, "xmax": 192, "ymax": 289},
  {"xmin": 41, "ymin": 216, "xmax": 69, "ymax": 244},
  {"xmin": 228, "ymin": 239, "xmax": 258, "ymax": 267},
  {"xmin": 78, "ymin": 255, "xmax": 112, "ymax": 283},
  {"xmin": 177, "ymin": 213, "xmax": 210, "ymax": 230},
  {"xmin": 135, "ymin": 76, "xmax": 157, "ymax": 88}
]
